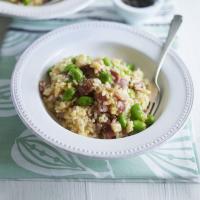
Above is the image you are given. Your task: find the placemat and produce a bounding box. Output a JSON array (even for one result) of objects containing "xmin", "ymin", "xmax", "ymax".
[{"xmin": 0, "ymin": 0, "xmax": 199, "ymax": 182}]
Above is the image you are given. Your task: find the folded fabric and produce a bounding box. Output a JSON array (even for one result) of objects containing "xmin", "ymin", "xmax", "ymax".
[{"xmin": 0, "ymin": 105, "xmax": 199, "ymax": 181}]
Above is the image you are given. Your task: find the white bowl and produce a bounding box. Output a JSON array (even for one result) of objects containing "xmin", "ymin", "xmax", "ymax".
[
  {"xmin": 11, "ymin": 22, "xmax": 193, "ymax": 159},
  {"xmin": 113, "ymin": 0, "xmax": 163, "ymax": 24},
  {"xmin": 0, "ymin": 0, "xmax": 94, "ymax": 20}
]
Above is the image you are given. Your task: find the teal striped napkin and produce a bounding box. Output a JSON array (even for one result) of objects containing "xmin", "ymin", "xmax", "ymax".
[{"xmin": 0, "ymin": 0, "xmax": 199, "ymax": 182}]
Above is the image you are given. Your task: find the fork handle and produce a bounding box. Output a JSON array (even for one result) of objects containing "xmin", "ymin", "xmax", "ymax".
[{"xmin": 154, "ymin": 15, "xmax": 182, "ymax": 87}]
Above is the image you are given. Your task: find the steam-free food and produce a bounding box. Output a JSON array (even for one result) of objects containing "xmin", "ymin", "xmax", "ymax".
[
  {"xmin": 39, "ymin": 55, "xmax": 155, "ymax": 139},
  {"xmin": 9, "ymin": 0, "xmax": 49, "ymax": 5}
]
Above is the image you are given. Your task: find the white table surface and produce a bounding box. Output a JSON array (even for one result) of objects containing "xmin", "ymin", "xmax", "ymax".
[{"xmin": 1, "ymin": 0, "xmax": 200, "ymax": 199}]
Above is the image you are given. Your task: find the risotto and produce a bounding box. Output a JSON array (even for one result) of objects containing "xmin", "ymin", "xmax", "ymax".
[
  {"xmin": 39, "ymin": 55, "xmax": 155, "ymax": 139},
  {"xmin": 8, "ymin": 0, "xmax": 49, "ymax": 5}
]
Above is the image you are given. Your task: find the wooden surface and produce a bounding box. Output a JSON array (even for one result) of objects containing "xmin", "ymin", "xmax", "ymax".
[
  {"xmin": 0, "ymin": 182, "xmax": 200, "ymax": 200},
  {"xmin": 1, "ymin": 0, "xmax": 200, "ymax": 199}
]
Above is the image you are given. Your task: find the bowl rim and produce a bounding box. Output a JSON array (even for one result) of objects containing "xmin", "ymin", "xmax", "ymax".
[
  {"xmin": 113, "ymin": 0, "xmax": 163, "ymax": 13},
  {"xmin": 0, "ymin": 0, "xmax": 94, "ymax": 20},
  {"xmin": 11, "ymin": 21, "xmax": 194, "ymax": 158}
]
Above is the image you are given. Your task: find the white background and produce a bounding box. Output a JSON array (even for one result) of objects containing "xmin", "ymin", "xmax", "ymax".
[{"xmin": 1, "ymin": 0, "xmax": 200, "ymax": 199}]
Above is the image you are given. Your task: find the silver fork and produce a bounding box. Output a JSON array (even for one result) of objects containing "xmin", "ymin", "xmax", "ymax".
[{"xmin": 146, "ymin": 15, "xmax": 183, "ymax": 115}]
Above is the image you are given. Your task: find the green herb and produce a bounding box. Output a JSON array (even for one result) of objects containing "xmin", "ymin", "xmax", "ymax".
[
  {"xmin": 118, "ymin": 113, "xmax": 127, "ymax": 129},
  {"xmin": 68, "ymin": 67, "xmax": 84, "ymax": 82},
  {"xmin": 22, "ymin": 0, "xmax": 31, "ymax": 5},
  {"xmin": 127, "ymin": 63, "xmax": 135, "ymax": 71},
  {"xmin": 103, "ymin": 57, "xmax": 112, "ymax": 66},
  {"xmin": 77, "ymin": 96, "xmax": 94, "ymax": 106},
  {"xmin": 133, "ymin": 120, "xmax": 146, "ymax": 133},
  {"xmin": 130, "ymin": 103, "xmax": 145, "ymax": 121},
  {"xmin": 63, "ymin": 88, "xmax": 76, "ymax": 101},
  {"xmin": 64, "ymin": 64, "xmax": 77, "ymax": 73},
  {"xmin": 99, "ymin": 71, "xmax": 113, "ymax": 84},
  {"xmin": 145, "ymin": 114, "xmax": 155, "ymax": 126}
]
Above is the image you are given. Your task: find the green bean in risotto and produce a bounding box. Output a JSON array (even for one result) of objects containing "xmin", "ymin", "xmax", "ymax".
[
  {"xmin": 8, "ymin": 0, "xmax": 49, "ymax": 5},
  {"xmin": 39, "ymin": 55, "xmax": 155, "ymax": 139}
]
